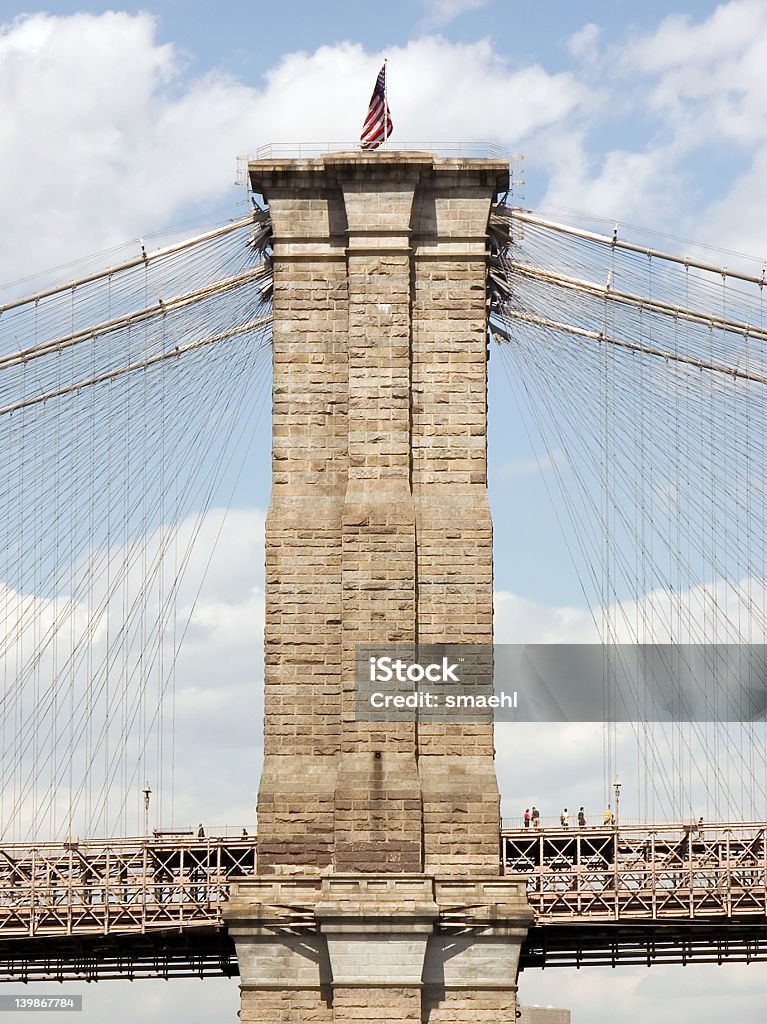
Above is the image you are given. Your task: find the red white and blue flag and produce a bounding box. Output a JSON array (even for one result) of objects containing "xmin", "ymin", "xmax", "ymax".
[{"xmin": 360, "ymin": 62, "xmax": 393, "ymax": 150}]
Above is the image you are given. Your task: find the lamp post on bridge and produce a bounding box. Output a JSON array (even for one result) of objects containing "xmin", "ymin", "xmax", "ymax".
[
  {"xmin": 143, "ymin": 781, "xmax": 151, "ymax": 837},
  {"xmin": 613, "ymin": 775, "xmax": 622, "ymax": 827}
]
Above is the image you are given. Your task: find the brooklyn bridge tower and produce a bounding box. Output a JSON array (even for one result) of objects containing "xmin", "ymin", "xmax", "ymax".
[{"xmin": 224, "ymin": 150, "xmax": 531, "ymax": 1024}]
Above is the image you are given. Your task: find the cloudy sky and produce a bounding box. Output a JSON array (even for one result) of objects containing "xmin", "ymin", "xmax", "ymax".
[{"xmin": 3, "ymin": 0, "xmax": 767, "ymax": 1020}]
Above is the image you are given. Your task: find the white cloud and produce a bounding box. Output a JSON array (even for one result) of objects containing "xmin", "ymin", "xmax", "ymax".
[
  {"xmin": 493, "ymin": 577, "xmax": 767, "ymax": 829},
  {"xmin": 4, "ymin": 4, "xmax": 767, "ymax": 298},
  {"xmin": 496, "ymin": 575, "xmax": 767, "ymax": 645},
  {"xmin": 696, "ymin": 145, "xmax": 767, "ymax": 256},
  {"xmin": 530, "ymin": 1, "xmax": 767, "ymax": 251},
  {"xmin": 537, "ymin": 129, "xmax": 686, "ymax": 226},
  {"xmin": 618, "ymin": 0, "xmax": 767, "ymax": 148},
  {"xmin": 0, "ymin": 12, "xmax": 181, "ymax": 278},
  {"xmin": 568, "ymin": 22, "xmax": 601, "ymax": 62},
  {"xmin": 0, "ymin": 13, "xmax": 590, "ymax": 284},
  {"xmin": 496, "ymin": 719, "xmax": 606, "ymax": 822},
  {"xmin": 495, "ymin": 589, "xmax": 598, "ymax": 643},
  {"xmin": 257, "ymin": 37, "xmax": 586, "ymax": 150},
  {"xmin": 421, "ymin": 0, "xmax": 489, "ymax": 27},
  {"xmin": 592, "ymin": 0, "xmax": 767, "ymax": 250},
  {"xmin": 620, "ymin": 0, "xmax": 767, "ymax": 78}
]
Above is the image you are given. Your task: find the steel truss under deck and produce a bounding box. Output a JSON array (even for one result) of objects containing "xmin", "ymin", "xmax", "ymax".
[
  {"xmin": 0, "ymin": 834, "xmax": 252, "ymax": 980},
  {"xmin": 503, "ymin": 820, "xmax": 767, "ymax": 967},
  {"xmin": 0, "ymin": 824, "xmax": 765, "ymax": 978}
]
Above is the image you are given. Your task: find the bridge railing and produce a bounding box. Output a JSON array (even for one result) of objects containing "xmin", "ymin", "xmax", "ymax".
[
  {"xmin": 0, "ymin": 834, "xmax": 257, "ymax": 938},
  {"xmin": 500, "ymin": 816, "xmax": 756, "ymax": 831},
  {"xmin": 1, "ymin": 822, "xmax": 765, "ymax": 941},
  {"xmin": 245, "ymin": 141, "xmax": 515, "ymax": 160},
  {"xmin": 501, "ymin": 820, "xmax": 767, "ymax": 921}
]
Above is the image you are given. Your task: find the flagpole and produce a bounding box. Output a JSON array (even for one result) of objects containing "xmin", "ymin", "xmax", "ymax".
[{"xmin": 383, "ymin": 58, "xmax": 388, "ymax": 150}]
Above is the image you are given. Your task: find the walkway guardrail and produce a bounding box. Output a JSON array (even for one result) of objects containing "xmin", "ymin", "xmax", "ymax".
[
  {"xmin": 246, "ymin": 141, "xmax": 515, "ymax": 160},
  {"xmin": 0, "ymin": 834, "xmax": 256, "ymax": 939},
  {"xmin": 502, "ymin": 820, "xmax": 767, "ymax": 922}
]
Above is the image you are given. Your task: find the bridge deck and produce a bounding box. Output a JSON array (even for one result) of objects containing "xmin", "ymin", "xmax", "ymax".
[{"xmin": 0, "ymin": 823, "xmax": 765, "ymax": 977}]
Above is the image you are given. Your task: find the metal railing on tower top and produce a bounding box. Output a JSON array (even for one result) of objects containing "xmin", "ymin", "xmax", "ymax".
[
  {"xmin": 236, "ymin": 144, "xmax": 524, "ymax": 189},
  {"xmin": 247, "ymin": 141, "xmax": 515, "ymax": 159}
]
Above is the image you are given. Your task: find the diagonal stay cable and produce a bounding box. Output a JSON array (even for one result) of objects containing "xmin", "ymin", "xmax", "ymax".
[
  {"xmin": 493, "ymin": 307, "xmax": 767, "ymax": 387},
  {"xmin": 0, "ymin": 213, "xmax": 264, "ymax": 316},
  {"xmin": 498, "ymin": 261, "xmax": 767, "ymax": 345},
  {"xmin": 0, "ymin": 265, "xmax": 272, "ymax": 373},
  {"xmin": 0, "ymin": 314, "xmax": 272, "ymax": 416},
  {"xmin": 502, "ymin": 209, "xmax": 767, "ymax": 290}
]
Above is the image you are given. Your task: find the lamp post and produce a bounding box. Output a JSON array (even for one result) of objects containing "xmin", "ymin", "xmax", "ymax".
[
  {"xmin": 613, "ymin": 775, "xmax": 621, "ymax": 827},
  {"xmin": 143, "ymin": 781, "xmax": 152, "ymax": 836}
]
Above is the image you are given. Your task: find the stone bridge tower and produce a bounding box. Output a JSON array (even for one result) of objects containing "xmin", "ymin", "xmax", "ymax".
[{"xmin": 225, "ymin": 151, "xmax": 531, "ymax": 1023}]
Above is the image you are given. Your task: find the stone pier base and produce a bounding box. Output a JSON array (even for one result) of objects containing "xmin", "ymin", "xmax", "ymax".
[{"xmin": 226, "ymin": 875, "xmax": 532, "ymax": 1024}]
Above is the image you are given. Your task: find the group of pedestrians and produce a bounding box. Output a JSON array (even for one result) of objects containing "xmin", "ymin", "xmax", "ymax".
[
  {"xmin": 522, "ymin": 805, "xmax": 616, "ymax": 829},
  {"xmin": 557, "ymin": 807, "xmax": 589, "ymax": 828},
  {"xmin": 522, "ymin": 807, "xmax": 540, "ymax": 828}
]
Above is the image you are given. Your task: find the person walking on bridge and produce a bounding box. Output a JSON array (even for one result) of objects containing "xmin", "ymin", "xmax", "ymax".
[
  {"xmin": 523, "ymin": 808, "xmax": 530, "ymax": 828},
  {"xmin": 560, "ymin": 808, "xmax": 569, "ymax": 828},
  {"xmin": 577, "ymin": 807, "xmax": 586, "ymax": 827},
  {"xmin": 531, "ymin": 806, "xmax": 540, "ymax": 828}
]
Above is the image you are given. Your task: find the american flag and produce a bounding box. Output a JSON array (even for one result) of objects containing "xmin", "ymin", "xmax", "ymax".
[{"xmin": 360, "ymin": 62, "xmax": 393, "ymax": 150}]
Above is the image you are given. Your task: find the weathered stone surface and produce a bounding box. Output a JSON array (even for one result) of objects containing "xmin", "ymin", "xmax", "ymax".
[
  {"xmin": 255, "ymin": 153, "xmax": 505, "ymax": 876},
  {"xmin": 227, "ymin": 875, "xmax": 533, "ymax": 1024},
  {"xmin": 228, "ymin": 152, "xmax": 529, "ymax": 1024}
]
